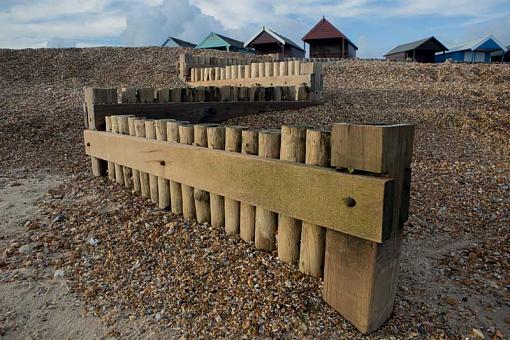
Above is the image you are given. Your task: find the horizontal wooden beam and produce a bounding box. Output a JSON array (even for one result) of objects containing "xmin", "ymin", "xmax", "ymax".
[
  {"xmin": 84, "ymin": 130, "xmax": 394, "ymax": 242},
  {"xmin": 90, "ymin": 101, "xmax": 321, "ymax": 131},
  {"xmin": 188, "ymin": 74, "xmax": 312, "ymax": 88}
]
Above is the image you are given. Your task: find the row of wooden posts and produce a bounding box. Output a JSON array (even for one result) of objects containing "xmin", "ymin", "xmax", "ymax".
[
  {"xmin": 105, "ymin": 115, "xmax": 329, "ymax": 277},
  {"xmin": 190, "ymin": 60, "xmax": 319, "ymax": 83},
  {"xmin": 114, "ymin": 86, "xmax": 312, "ymax": 105},
  {"xmin": 85, "ymin": 95, "xmax": 414, "ymax": 333}
]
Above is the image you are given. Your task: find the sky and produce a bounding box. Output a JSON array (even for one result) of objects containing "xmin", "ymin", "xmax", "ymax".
[{"xmin": 0, "ymin": 0, "xmax": 509, "ymax": 58}]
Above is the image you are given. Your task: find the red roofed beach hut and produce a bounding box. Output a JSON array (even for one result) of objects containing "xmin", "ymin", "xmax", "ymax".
[{"xmin": 302, "ymin": 17, "xmax": 358, "ymax": 58}]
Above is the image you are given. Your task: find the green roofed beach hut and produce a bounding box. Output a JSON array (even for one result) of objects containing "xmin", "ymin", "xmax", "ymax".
[
  {"xmin": 196, "ymin": 32, "xmax": 254, "ymax": 54},
  {"xmin": 161, "ymin": 36, "xmax": 196, "ymax": 48}
]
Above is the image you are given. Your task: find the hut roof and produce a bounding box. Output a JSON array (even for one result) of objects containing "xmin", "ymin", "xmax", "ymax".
[
  {"xmin": 302, "ymin": 17, "xmax": 357, "ymax": 49},
  {"xmin": 245, "ymin": 27, "xmax": 304, "ymax": 51},
  {"xmin": 196, "ymin": 32, "xmax": 246, "ymax": 49},
  {"xmin": 161, "ymin": 36, "xmax": 196, "ymax": 48},
  {"xmin": 384, "ymin": 36, "xmax": 448, "ymax": 56},
  {"xmin": 446, "ymin": 35, "xmax": 506, "ymax": 53}
]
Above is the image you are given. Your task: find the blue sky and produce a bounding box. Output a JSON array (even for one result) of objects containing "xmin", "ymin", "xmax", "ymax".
[{"xmin": 0, "ymin": 0, "xmax": 509, "ymax": 58}]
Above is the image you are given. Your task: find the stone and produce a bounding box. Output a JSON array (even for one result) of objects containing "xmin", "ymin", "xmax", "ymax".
[{"xmin": 18, "ymin": 244, "xmax": 33, "ymax": 255}]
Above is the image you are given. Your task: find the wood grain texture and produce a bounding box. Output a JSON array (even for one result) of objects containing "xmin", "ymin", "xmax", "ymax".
[
  {"xmin": 207, "ymin": 126, "xmax": 226, "ymax": 228},
  {"xmin": 178, "ymin": 124, "xmax": 195, "ymax": 219},
  {"xmin": 84, "ymin": 87, "xmax": 115, "ymax": 175},
  {"xmin": 134, "ymin": 119, "xmax": 150, "ymax": 198},
  {"xmin": 255, "ymin": 129, "xmax": 281, "ymax": 251},
  {"xmin": 110, "ymin": 116, "xmax": 124, "ymax": 186},
  {"xmin": 156, "ymin": 120, "xmax": 173, "ymax": 209},
  {"xmin": 104, "ymin": 116, "xmax": 115, "ymax": 181},
  {"xmin": 224, "ymin": 126, "xmax": 247, "ymax": 235},
  {"xmin": 84, "ymin": 130, "xmax": 394, "ymax": 242},
  {"xmin": 299, "ymin": 129, "xmax": 330, "ymax": 278},
  {"xmin": 193, "ymin": 124, "xmax": 217, "ymax": 223},
  {"xmin": 324, "ymin": 123, "xmax": 414, "ymax": 334},
  {"xmin": 167, "ymin": 121, "xmax": 189, "ymax": 215},
  {"xmin": 144, "ymin": 120, "xmax": 159, "ymax": 204},
  {"xmin": 239, "ymin": 129, "xmax": 259, "ymax": 243},
  {"xmin": 278, "ymin": 126, "xmax": 306, "ymax": 263},
  {"xmin": 117, "ymin": 115, "xmax": 134, "ymax": 190},
  {"xmin": 128, "ymin": 117, "xmax": 141, "ymax": 193}
]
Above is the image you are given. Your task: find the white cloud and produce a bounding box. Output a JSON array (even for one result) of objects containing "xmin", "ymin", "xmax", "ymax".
[
  {"xmin": 0, "ymin": 0, "xmax": 508, "ymax": 51},
  {"xmin": 120, "ymin": 0, "xmax": 226, "ymax": 46}
]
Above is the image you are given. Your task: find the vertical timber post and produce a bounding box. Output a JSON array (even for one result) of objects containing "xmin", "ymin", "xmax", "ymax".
[
  {"xmin": 278, "ymin": 125, "xmax": 306, "ymax": 263},
  {"xmin": 167, "ymin": 121, "xmax": 188, "ymax": 215},
  {"xmin": 299, "ymin": 129, "xmax": 330, "ymax": 277},
  {"xmin": 145, "ymin": 120, "xmax": 159, "ymax": 205},
  {"xmin": 178, "ymin": 124, "xmax": 196, "ymax": 220},
  {"xmin": 84, "ymin": 87, "xmax": 117, "ymax": 176},
  {"xmin": 324, "ymin": 123, "xmax": 414, "ymax": 334},
  {"xmin": 156, "ymin": 119, "xmax": 174, "ymax": 209},
  {"xmin": 254, "ymin": 129, "xmax": 281, "ymax": 251},
  {"xmin": 239, "ymin": 129, "xmax": 258, "ymax": 242},
  {"xmin": 134, "ymin": 119, "xmax": 150, "ymax": 198},
  {"xmin": 224, "ymin": 126, "xmax": 247, "ymax": 235},
  {"xmin": 207, "ymin": 126, "xmax": 226, "ymax": 228}
]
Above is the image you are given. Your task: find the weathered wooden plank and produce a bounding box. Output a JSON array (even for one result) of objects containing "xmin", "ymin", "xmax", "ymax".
[
  {"xmin": 84, "ymin": 130, "xmax": 394, "ymax": 242},
  {"xmin": 89, "ymin": 101, "xmax": 321, "ymax": 131}
]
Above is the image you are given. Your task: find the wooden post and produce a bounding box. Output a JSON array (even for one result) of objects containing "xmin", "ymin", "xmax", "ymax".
[
  {"xmin": 84, "ymin": 87, "xmax": 117, "ymax": 175},
  {"xmin": 178, "ymin": 124, "xmax": 196, "ymax": 220},
  {"xmin": 110, "ymin": 116, "xmax": 124, "ymax": 186},
  {"xmin": 239, "ymin": 129, "xmax": 258, "ymax": 242},
  {"xmin": 138, "ymin": 88, "xmax": 154, "ymax": 103},
  {"xmin": 128, "ymin": 117, "xmax": 141, "ymax": 193},
  {"xmin": 193, "ymin": 123, "xmax": 217, "ymax": 223},
  {"xmin": 224, "ymin": 126, "xmax": 247, "ymax": 235},
  {"xmin": 167, "ymin": 121, "xmax": 189, "ymax": 215},
  {"xmin": 273, "ymin": 62, "xmax": 279, "ymax": 77},
  {"xmin": 258, "ymin": 62, "xmax": 265, "ymax": 78},
  {"xmin": 255, "ymin": 129, "xmax": 281, "ymax": 251},
  {"xmin": 299, "ymin": 129, "xmax": 330, "ymax": 277},
  {"xmin": 287, "ymin": 61, "xmax": 295, "ymax": 75},
  {"xmin": 134, "ymin": 119, "xmax": 150, "ymax": 198},
  {"xmin": 278, "ymin": 125, "xmax": 306, "ymax": 263},
  {"xmin": 264, "ymin": 62, "xmax": 273, "ymax": 77},
  {"xmin": 156, "ymin": 119, "xmax": 174, "ymax": 209},
  {"xmin": 323, "ymin": 123, "xmax": 414, "ymax": 334},
  {"xmin": 121, "ymin": 88, "xmax": 137, "ymax": 103},
  {"xmin": 144, "ymin": 120, "xmax": 159, "ymax": 204},
  {"xmin": 293, "ymin": 60, "xmax": 301, "ymax": 75},
  {"xmin": 117, "ymin": 115, "xmax": 134, "ymax": 190},
  {"xmin": 280, "ymin": 61, "xmax": 288, "ymax": 76},
  {"xmin": 251, "ymin": 63, "xmax": 258, "ymax": 78},
  {"xmin": 170, "ymin": 88, "xmax": 182, "ymax": 102},
  {"xmin": 157, "ymin": 88, "xmax": 170, "ymax": 103},
  {"xmin": 104, "ymin": 116, "xmax": 115, "ymax": 181},
  {"xmin": 207, "ymin": 126, "xmax": 226, "ymax": 228},
  {"xmin": 244, "ymin": 65, "xmax": 251, "ymax": 79}
]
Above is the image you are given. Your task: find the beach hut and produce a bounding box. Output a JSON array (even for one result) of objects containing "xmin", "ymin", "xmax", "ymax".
[
  {"xmin": 384, "ymin": 36, "xmax": 448, "ymax": 63},
  {"xmin": 436, "ymin": 35, "xmax": 507, "ymax": 63},
  {"xmin": 161, "ymin": 37, "xmax": 196, "ymax": 48},
  {"xmin": 245, "ymin": 27, "xmax": 304, "ymax": 58},
  {"xmin": 491, "ymin": 45, "xmax": 510, "ymax": 62},
  {"xmin": 196, "ymin": 32, "xmax": 254, "ymax": 54},
  {"xmin": 302, "ymin": 17, "xmax": 358, "ymax": 58}
]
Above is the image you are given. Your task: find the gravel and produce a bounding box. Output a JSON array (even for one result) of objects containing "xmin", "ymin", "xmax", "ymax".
[{"xmin": 0, "ymin": 47, "xmax": 509, "ymax": 338}]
